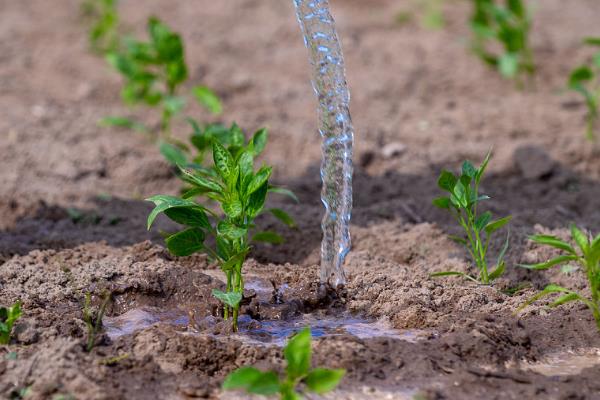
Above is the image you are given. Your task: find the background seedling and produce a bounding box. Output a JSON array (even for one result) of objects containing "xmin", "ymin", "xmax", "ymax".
[
  {"xmin": 82, "ymin": 0, "xmax": 119, "ymax": 53},
  {"xmin": 0, "ymin": 301, "xmax": 22, "ymax": 345},
  {"xmin": 83, "ymin": 291, "xmax": 111, "ymax": 352},
  {"xmin": 432, "ymin": 151, "xmax": 512, "ymax": 284},
  {"xmin": 147, "ymin": 126, "xmax": 296, "ymax": 331},
  {"xmin": 470, "ymin": 0, "xmax": 534, "ymax": 81},
  {"xmin": 518, "ymin": 225, "xmax": 600, "ymax": 331},
  {"xmin": 223, "ymin": 327, "xmax": 345, "ymax": 399},
  {"xmin": 567, "ymin": 37, "xmax": 600, "ymax": 141}
]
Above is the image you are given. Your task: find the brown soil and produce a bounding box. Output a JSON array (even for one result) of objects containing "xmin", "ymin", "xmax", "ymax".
[{"xmin": 2, "ymin": 0, "xmax": 600, "ymax": 399}]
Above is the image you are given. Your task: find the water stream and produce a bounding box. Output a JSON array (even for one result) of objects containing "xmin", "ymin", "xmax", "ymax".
[{"xmin": 293, "ymin": 0, "xmax": 354, "ymax": 288}]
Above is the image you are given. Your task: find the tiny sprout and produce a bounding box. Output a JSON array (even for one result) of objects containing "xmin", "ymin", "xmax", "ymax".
[
  {"xmin": 432, "ymin": 151, "xmax": 511, "ymax": 284},
  {"xmin": 518, "ymin": 225, "xmax": 600, "ymax": 331},
  {"xmin": 0, "ymin": 301, "xmax": 22, "ymax": 345},
  {"xmin": 83, "ymin": 291, "xmax": 111, "ymax": 352},
  {"xmin": 223, "ymin": 327, "xmax": 345, "ymax": 399}
]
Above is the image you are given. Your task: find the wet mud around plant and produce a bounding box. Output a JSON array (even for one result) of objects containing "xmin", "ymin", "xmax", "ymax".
[{"xmin": 3, "ymin": 0, "xmax": 600, "ymax": 399}]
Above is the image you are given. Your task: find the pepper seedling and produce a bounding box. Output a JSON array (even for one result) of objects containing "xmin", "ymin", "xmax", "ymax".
[
  {"xmin": 518, "ymin": 225, "xmax": 600, "ymax": 331},
  {"xmin": 567, "ymin": 37, "xmax": 600, "ymax": 141},
  {"xmin": 0, "ymin": 301, "xmax": 22, "ymax": 345},
  {"xmin": 470, "ymin": 0, "xmax": 534, "ymax": 82},
  {"xmin": 223, "ymin": 327, "xmax": 345, "ymax": 399},
  {"xmin": 146, "ymin": 126, "xmax": 296, "ymax": 331},
  {"xmin": 432, "ymin": 151, "xmax": 512, "ymax": 284},
  {"xmin": 82, "ymin": 0, "xmax": 119, "ymax": 53}
]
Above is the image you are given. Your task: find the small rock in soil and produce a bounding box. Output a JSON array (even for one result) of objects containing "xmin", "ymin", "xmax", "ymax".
[
  {"xmin": 514, "ymin": 145, "xmax": 556, "ymax": 180},
  {"xmin": 381, "ymin": 142, "xmax": 407, "ymax": 159}
]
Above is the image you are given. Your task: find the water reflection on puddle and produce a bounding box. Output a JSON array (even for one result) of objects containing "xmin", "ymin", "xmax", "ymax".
[
  {"xmin": 104, "ymin": 307, "xmax": 431, "ymax": 346},
  {"xmin": 520, "ymin": 349, "xmax": 600, "ymax": 376}
]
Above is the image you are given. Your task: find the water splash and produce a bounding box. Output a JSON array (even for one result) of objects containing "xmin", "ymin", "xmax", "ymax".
[{"xmin": 293, "ymin": 0, "xmax": 354, "ymax": 287}]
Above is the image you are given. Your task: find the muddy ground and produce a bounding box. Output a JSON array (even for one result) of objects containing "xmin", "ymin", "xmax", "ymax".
[{"xmin": 2, "ymin": 0, "xmax": 600, "ymax": 399}]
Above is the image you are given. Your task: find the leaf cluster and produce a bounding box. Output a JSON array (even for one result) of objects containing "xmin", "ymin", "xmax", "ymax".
[
  {"xmin": 432, "ymin": 151, "xmax": 511, "ymax": 284},
  {"xmin": 568, "ymin": 38, "xmax": 600, "ymax": 141},
  {"xmin": 223, "ymin": 328, "xmax": 345, "ymax": 399},
  {"xmin": 147, "ymin": 127, "xmax": 296, "ymax": 330},
  {"xmin": 470, "ymin": 0, "xmax": 534, "ymax": 80},
  {"xmin": 518, "ymin": 225, "xmax": 600, "ymax": 330},
  {"xmin": 82, "ymin": 0, "xmax": 119, "ymax": 53},
  {"xmin": 0, "ymin": 301, "xmax": 22, "ymax": 345}
]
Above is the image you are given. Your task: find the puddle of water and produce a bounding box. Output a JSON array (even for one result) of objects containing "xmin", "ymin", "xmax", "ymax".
[
  {"xmin": 104, "ymin": 308, "xmax": 189, "ymax": 340},
  {"xmin": 232, "ymin": 313, "xmax": 429, "ymax": 346},
  {"xmin": 519, "ymin": 349, "xmax": 600, "ymax": 376}
]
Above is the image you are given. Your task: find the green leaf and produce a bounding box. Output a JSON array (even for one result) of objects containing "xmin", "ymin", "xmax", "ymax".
[
  {"xmin": 99, "ymin": 116, "xmax": 147, "ymax": 133},
  {"xmin": 488, "ymin": 261, "xmax": 505, "ymax": 281},
  {"xmin": 213, "ymin": 141, "xmax": 234, "ymax": 180},
  {"xmin": 165, "ymin": 228, "xmax": 205, "ymax": 256},
  {"xmin": 499, "ymin": 53, "xmax": 518, "ymax": 78},
  {"xmin": 222, "ymin": 367, "xmax": 263, "ymax": 391},
  {"xmin": 437, "ymin": 170, "xmax": 457, "ymax": 192},
  {"xmin": 305, "ymin": 368, "xmax": 345, "ymax": 394},
  {"xmin": 228, "ymin": 123, "xmax": 246, "ymax": 148},
  {"xmin": 568, "ymin": 66, "xmax": 593, "ymax": 89},
  {"xmin": 178, "ymin": 167, "xmax": 223, "ymax": 193},
  {"xmin": 475, "ymin": 150, "xmax": 492, "ymax": 184},
  {"xmin": 584, "ymin": 37, "xmax": 600, "ymax": 46},
  {"xmin": 518, "ymin": 255, "xmax": 579, "ymax": 270},
  {"xmin": 212, "ymin": 289, "xmax": 242, "ymax": 308},
  {"xmin": 247, "ymin": 182, "xmax": 268, "ymax": 218},
  {"xmin": 517, "ymin": 284, "xmax": 573, "ymax": 312},
  {"xmin": 462, "ymin": 161, "xmax": 477, "ymax": 178},
  {"xmin": 217, "ymin": 221, "xmax": 247, "ymax": 240},
  {"xmin": 268, "ymin": 186, "xmax": 299, "ymax": 203},
  {"xmin": 192, "ymin": 86, "xmax": 222, "ymax": 115},
  {"xmin": 268, "ymin": 208, "xmax": 296, "ymax": 228},
  {"xmin": 222, "ymin": 197, "xmax": 243, "ymax": 219},
  {"xmin": 145, "ymin": 195, "xmax": 199, "ymax": 229},
  {"xmin": 448, "ymin": 235, "xmax": 468, "ymax": 246},
  {"xmin": 252, "ymin": 231, "xmax": 284, "ymax": 244},
  {"xmin": 432, "ymin": 196, "xmax": 451, "ymax": 209},
  {"xmin": 529, "ymin": 234, "xmax": 576, "ymax": 255},
  {"xmin": 251, "ymin": 128, "xmax": 268, "ymax": 156},
  {"xmin": 164, "ymin": 206, "xmax": 210, "ymax": 229},
  {"xmin": 430, "ymin": 271, "xmax": 479, "ymax": 283},
  {"xmin": 247, "ymin": 166, "xmax": 272, "ymax": 195},
  {"xmin": 475, "ymin": 211, "xmax": 492, "ymax": 232},
  {"xmin": 548, "ymin": 293, "xmax": 580, "ymax": 308},
  {"xmin": 284, "ymin": 327, "xmax": 312, "ymax": 379},
  {"xmin": 485, "ymin": 216, "xmax": 512, "ymax": 235},
  {"xmin": 159, "ymin": 141, "xmax": 188, "ymax": 166},
  {"xmin": 571, "ymin": 224, "xmax": 589, "ymax": 255}
]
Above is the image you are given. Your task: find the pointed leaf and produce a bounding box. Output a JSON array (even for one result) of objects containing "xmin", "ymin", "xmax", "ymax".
[
  {"xmin": 462, "ymin": 161, "xmax": 477, "ymax": 178},
  {"xmin": 164, "ymin": 206, "xmax": 210, "ymax": 229},
  {"xmin": 475, "ymin": 211, "xmax": 492, "ymax": 232},
  {"xmin": 432, "ymin": 196, "xmax": 451, "ymax": 209},
  {"xmin": 247, "ymin": 182, "xmax": 269, "ymax": 218},
  {"xmin": 268, "ymin": 186, "xmax": 299, "ymax": 203},
  {"xmin": 159, "ymin": 141, "xmax": 188, "ymax": 166},
  {"xmin": 212, "ymin": 289, "xmax": 242, "ymax": 308},
  {"xmin": 247, "ymin": 166, "xmax": 272, "ymax": 195},
  {"xmin": 252, "ymin": 231, "xmax": 284, "ymax": 244},
  {"xmin": 217, "ymin": 221, "xmax": 247, "ymax": 240},
  {"xmin": 192, "ymin": 86, "xmax": 222, "ymax": 115},
  {"xmin": 485, "ymin": 216, "xmax": 512, "ymax": 235},
  {"xmin": 251, "ymin": 128, "xmax": 268, "ymax": 156},
  {"xmin": 212, "ymin": 141, "xmax": 234, "ymax": 180},
  {"xmin": 268, "ymin": 208, "xmax": 296, "ymax": 228},
  {"xmin": 529, "ymin": 234, "xmax": 576, "ymax": 255},
  {"xmin": 146, "ymin": 195, "xmax": 198, "ymax": 229},
  {"xmin": 165, "ymin": 228, "xmax": 205, "ymax": 256},
  {"xmin": 305, "ymin": 368, "xmax": 345, "ymax": 394},
  {"xmin": 571, "ymin": 224, "xmax": 589, "ymax": 255},
  {"xmin": 284, "ymin": 327, "xmax": 312, "ymax": 379},
  {"xmin": 518, "ymin": 255, "xmax": 579, "ymax": 270},
  {"xmin": 437, "ymin": 170, "xmax": 457, "ymax": 192},
  {"xmin": 548, "ymin": 293, "xmax": 581, "ymax": 308},
  {"xmin": 178, "ymin": 167, "xmax": 223, "ymax": 193}
]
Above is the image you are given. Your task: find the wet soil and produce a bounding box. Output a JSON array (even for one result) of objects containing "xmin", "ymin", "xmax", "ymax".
[{"xmin": 2, "ymin": 0, "xmax": 600, "ymax": 399}]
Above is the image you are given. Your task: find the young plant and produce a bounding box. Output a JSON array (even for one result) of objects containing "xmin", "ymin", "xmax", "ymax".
[
  {"xmin": 146, "ymin": 126, "xmax": 296, "ymax": 331},
  {"xmin": 223, "ymin": 327, "xmax": 345, "ymax": 399},
  {"xmin": 0, "ymin": 301, "xmax": 22, "ymax": 345},
  {"xmin": 82, "ymin": 0, "xmax": 119, "ymax": 53},
  {"xmin": 83, "ymin": 292, "xmax": 111, "ymax": 352},
  {"xmin": 470, "ymin": 0, "xmax": 534, "ymax": 81},
  {"xmin": 567, "ymin": 37, "xmax": 600, "ymax": 141},
  {"xmin": 518, "ymin": 225, "xmax": 600, "ymax": 331},
  {"xmin": 99, "ymin": 16, "xmax": 222, "ymax": 165},
  {"xmin": 432, "ymin": 152, "xmax": 511, "ymax": 284}
]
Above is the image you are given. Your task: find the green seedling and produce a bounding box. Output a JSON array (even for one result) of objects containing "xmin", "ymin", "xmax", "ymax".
[
  {"xmin": 0, "ymin": 301, "xmax": 22, "ymax": 345},
  {"xmin": 146, "ymin": 127, "xmax": 296, "ymax": 331},
  {"xmin": 223, "ymin": 327, "xmax": 345, "ymax": 399},
  {"xmin": 83, "ymin": 291, "xmax": 111, "ymax": 352},
  {"xmin": 518, "ymin": 225, "xmax": 600, "ymax": 331},
  {"xmin": 567, "ymin": 37, "xmax": 600, "ymax": 141},
  {"xmin": 101, "ymin": 17, "xmax": 222, "ymax": 163},
  {"xmin": 470, "ymin": 0, "xmax": 534, "ymax": 81},
  {"xmin": 432, "ymin": 151, "xmax": 512, "ymax": 284},
  {"xmin": 82, "ymin": 0, "xmax": 119, "ymax": 53}
]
